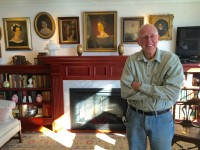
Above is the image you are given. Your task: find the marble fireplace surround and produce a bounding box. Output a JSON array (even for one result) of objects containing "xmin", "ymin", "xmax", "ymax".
[
  {"xmin": 38, "ymin": 56, "xmax": 127, "ymax": 130},
  {"xmin": 63, "ymin": 80, "xmax": 121, "ymax": 129}
]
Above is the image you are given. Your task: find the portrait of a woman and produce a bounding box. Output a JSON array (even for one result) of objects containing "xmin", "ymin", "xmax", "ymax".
[
  {"xmin": 40, "ymin": 20, "xmax": 52, "ymax": 36},
  {"xmin": 9, "ymin": 24, "xmax": 25, "ymax": 46},
  {"xmin": 84, "ymin": 11, "xmax": 117, "ymax": 52},
  {"xmin": 3, "ymin": 17, "xmax": 32, "ymax": 50},
  {"xmin": 34, "ymin": 12, "xmax": 55, "ymax": 39},
  {"xmin": 87, "ymin": 18, "xmax": 114, "ymax": 49},
  {"xmin": 88, "ymin": 20, "xmax": 114, "ymax": 49}
]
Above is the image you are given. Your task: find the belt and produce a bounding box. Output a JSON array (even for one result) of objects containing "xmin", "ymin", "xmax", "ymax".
[{"xmin": 129, "ymin": 105, "xmax": 170, "ymax": 116}]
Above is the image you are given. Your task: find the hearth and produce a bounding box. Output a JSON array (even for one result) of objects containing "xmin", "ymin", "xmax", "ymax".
[{"xmin": 70, "ymin": 88, "xmax": 128, "ymax": 130}]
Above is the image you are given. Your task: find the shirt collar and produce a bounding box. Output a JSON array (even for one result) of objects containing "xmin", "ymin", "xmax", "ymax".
[{"xmin": 137, "ymin": 49, "xmax": 161, "ymax": 63}]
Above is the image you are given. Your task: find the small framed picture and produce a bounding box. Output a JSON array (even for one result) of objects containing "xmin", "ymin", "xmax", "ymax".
[
  {"xmin": 83, "ymin": 11, "xmax": 117, "ymax": 52},
  {"xmin": 149, "ymin": 14, "xmax": 174, "ymax": 40},
  {"xmin": 34, "ymin": 12, "xmax": 55, "ymax": 39},
  {"xmin": 58, "ymin": 17, "xmax": 80, "ymax": 44},
  {"xmin": 3, "ymin": 17, "xmax": 32, "ymax": 51},
  {"xmin": 121, "ymin": 17, "xmax": 144, "ymax": 44}
]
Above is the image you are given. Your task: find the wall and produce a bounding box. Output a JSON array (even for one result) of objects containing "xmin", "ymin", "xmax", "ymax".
[{"xmin": 0, "ymin": 0, "xmax": 200, "ymax": 64}]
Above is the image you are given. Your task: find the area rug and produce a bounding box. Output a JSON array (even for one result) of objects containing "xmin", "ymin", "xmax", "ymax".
[
  {"xmin": 2, "ymin": 129, "xmax": 198, "ymax": 150},
  {"xmin": 2, "ymin": 130, "xmax": 129, "ymax": 150}
]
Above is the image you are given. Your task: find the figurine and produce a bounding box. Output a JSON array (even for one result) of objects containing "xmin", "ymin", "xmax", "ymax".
[
  {"xmin": 27, "ymin": 77, "xmax": 33, "ymax": 88},
  {"xmin": 44, "ymin": 40, "xmax": 59, "ymax": 56},
  {"xmin": 28, "ymin": 95, "xmax": 32, "ymax": 103},
  {"xmin": 22, "ymin": 96, "xmax": 26, "ymax": 103}
]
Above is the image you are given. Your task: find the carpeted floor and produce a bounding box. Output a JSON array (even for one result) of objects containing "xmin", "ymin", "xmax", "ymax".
[
  {"xmin": 2, "ymin": 130, "xmax": 129, "ymax": 150},
  {"xmin": 1, "ymin": 129, "xmax": 198, "ymax": 150}
]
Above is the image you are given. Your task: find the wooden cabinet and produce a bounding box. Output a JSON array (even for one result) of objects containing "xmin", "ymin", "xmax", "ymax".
[{"xmin": 0, "ymin": 65, "xmax": 53, "ymax": 128}]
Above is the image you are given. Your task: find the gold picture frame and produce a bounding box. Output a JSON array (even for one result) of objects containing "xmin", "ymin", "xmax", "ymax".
[
  {"xmin": 121, "ymin": 17, "xmax": 144, "ymax": 44},
  {"xmin": 3, "ymin": 17, "xmax": 32, "ymax": 50},
  {"xmin": 149, "ymin": 14, "xmax": 174, "ymax": 40},
  {"xmin": 58, "ymin": 17, "xmax": 80, "ymax": 44},
  {"xmin": 83, "ymin": 11, "xmax": 117, "ymax": 52},
  {"xmin": 34, "ymin": 12, "xmax": 55, "ymax": 39}
]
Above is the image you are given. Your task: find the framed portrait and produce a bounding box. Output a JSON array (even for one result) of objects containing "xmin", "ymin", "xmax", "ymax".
[
  {"xmin": 58, "ymin": 17, "xmax": 80, "ymax": 44},
  {"xmin": 83, "ymin": 11, "xmax": 117, "ymax": 52},
  {"xmin": 149, "ymin": 14, "xmax": 174, "ymax": 40},
  {"xmin": 121, "ymin": 17, "xmax": 144, "ymax": 44},
  {"xmin": 34, "ymin": 12, "xmax": 55, "ymax": 39},
  {"xmin": 3, "ymin": 17, "xmax": 32, "ymax": 51}
]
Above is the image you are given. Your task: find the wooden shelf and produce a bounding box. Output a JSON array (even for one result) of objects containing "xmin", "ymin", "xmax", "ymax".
[{"xmin": 0, "ymin": 65, "xmax": 52, "ymax": 129}]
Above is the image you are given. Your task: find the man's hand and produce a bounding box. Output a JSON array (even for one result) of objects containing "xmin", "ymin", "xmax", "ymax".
[{"xmin": 131, "ymin": 81, "xmax": 141, "ymax": 91}]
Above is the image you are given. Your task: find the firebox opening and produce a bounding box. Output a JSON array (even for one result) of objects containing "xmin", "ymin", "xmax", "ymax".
[{"xmin": 70, "ymin": 88, "xmax": 128, "ymax": 130}]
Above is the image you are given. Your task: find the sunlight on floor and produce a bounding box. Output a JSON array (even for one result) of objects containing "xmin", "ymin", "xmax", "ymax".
[
  {"xmin": 96, "ymin": 133, "xmax": 116, "ymax": 145},
  {"xmin": 39, "ymin": 126, "xmax": 126, "ymax": 149},
  {"xmin": 40, "ymin": 127, "xmax": 76, "ymax": 147},
  {"xmin": 113, "ymin": 133, "xmax": 126, "ymax": 137},
  {"xmin": 94, "ymin": 145, "xmax": 107, "ymax": 150}
]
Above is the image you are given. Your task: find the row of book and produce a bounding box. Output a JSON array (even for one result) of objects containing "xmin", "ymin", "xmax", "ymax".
[{"xmin": 0, "ymin": 74, "xmax": 50, "ymax": 88}]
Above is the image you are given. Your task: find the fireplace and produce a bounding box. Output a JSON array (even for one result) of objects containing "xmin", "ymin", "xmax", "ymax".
[
  {"xmin": 38, "ymin": 56, "xmax": 128, "ymax": 131},
  {"xmin": 63, "ymin": 80, "xmax": 128, "ymax": 130},
  {"xmin": 70, "ymin": 88, "xmax": 127, "ymax": 130}
]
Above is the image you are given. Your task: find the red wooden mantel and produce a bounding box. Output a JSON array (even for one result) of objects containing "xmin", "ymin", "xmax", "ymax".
[
  {"xmin": 37, "ymin": 56, "xmax": 200, "ymax": 128},
  {"xmin": 37, "ymin": 56, "xmax": 128, "ymax": 120}
]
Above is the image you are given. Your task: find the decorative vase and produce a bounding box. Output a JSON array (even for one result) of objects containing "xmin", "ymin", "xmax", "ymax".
[
  {"xmin": 2, "ymin": 73, "xmax": 9, "ymax": 88},
  {"xmin": 77, "ymin": 44, "xmax": 83, "ymax": 56},
  {"xmin": 45, "ymin": 40, "xmax": 59, "ymax": 56},
  {"xmin": 12, "ymin": 94, "xmax": 18, "ymax": 103},
  {"xmin": 118, "ymin": 44, "xmax": 124, "ymax": 56},
  {"xmin": 36, "ymin": 94, "xmax": 43, "ymax": 103}
]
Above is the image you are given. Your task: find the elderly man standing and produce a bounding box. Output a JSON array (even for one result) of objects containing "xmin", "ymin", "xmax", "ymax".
[{"xmin": 120, "ymin": 24, "xmax": 184, "ymax": 150}]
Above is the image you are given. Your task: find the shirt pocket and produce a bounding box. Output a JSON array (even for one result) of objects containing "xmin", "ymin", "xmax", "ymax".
[{"xmin": 151, "ymin": 72, "xmax": 164, "ymax": 85}]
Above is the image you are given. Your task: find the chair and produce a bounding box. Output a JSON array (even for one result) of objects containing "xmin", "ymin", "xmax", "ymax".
[
  {"xmin": 172, "ymin": 98, "xmax": 200, "ymax": 149},
  {"xmin": 0, "ymin": 100, "xmax": 22, "ymax": 148}
]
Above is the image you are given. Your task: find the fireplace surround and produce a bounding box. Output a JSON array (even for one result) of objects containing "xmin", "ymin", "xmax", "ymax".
[
  {"xmin": 63, "ymin": 80, "xmax": 128, "ymax": 130},
  {"xmin": 38, "ymin": 56, "xmax": 128, "ymax": 131}
]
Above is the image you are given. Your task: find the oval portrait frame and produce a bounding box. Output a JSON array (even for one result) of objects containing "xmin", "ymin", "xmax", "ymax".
[{"xmin": 34, "ymin": 12, "xmax": 55, "ymax": 39}]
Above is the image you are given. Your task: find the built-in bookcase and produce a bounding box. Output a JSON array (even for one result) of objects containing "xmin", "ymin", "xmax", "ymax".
[{"xmin": 0, "ymin": 65, "xmax": 52, "ymax": 127}]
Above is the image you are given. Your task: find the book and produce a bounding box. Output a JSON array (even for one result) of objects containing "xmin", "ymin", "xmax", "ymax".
[{"xmin": 0, "ymin": 91, "xmax": 6, "ymax": 100}]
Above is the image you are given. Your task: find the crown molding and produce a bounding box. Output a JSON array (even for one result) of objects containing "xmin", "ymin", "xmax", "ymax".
[{"xmin": 0, "ymin": 0, "xmax": 199, "ymax": 7}]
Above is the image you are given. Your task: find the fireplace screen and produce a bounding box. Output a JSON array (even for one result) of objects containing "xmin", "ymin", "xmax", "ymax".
[{"xmin": 70, "ymin": 88, "xmax": 128, "ymax": 130}]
